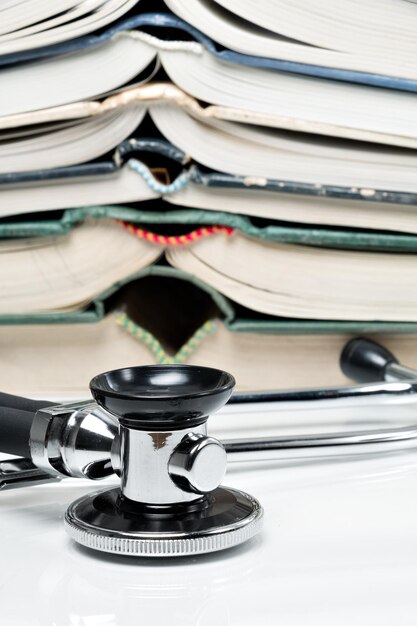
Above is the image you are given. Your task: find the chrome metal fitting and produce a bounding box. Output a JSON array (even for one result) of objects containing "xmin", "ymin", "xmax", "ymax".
[{"xmin": 30, "ymin": 401, "xmax": 119, "ymax": 480}]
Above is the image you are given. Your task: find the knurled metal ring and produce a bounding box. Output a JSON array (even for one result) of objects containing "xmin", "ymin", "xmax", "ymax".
[{"xmin": 65, "ymin": 486, "xmax": 263, "ymax": 557}]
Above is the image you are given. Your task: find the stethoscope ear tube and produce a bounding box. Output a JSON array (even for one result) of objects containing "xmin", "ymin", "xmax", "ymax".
[{"xmin": 0, "ymin": 392, "xmax": 53, "ymax": 457}]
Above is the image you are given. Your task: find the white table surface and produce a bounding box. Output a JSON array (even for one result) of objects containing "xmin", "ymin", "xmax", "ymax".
[{"xmin": 1, "ymin": 403, "xmax": 417, "ymax": 625}]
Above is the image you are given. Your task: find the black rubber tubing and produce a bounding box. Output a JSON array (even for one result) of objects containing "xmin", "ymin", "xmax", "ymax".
[{"xmin": 0, "ymin": 392, "xmax": 54, "ymax": 457}]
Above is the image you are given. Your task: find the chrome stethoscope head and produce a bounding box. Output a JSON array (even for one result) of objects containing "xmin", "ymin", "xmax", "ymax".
[
  {"xmin": 66, "ymin": 365, "xmax": 263, "ymax": 557},
  {"xmin": 1, "ymin": 338, "xmax": 417, "ymax": 558}
]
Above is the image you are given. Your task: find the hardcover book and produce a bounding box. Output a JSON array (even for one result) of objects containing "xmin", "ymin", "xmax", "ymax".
[{"xmin": 1, "ymin": 218, "xmax": 417, "ymax": 323}]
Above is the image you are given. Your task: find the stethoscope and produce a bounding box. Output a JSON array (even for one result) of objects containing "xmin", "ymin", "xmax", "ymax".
[{"xmin": 1, "ymin": 337, "xmax": 417, "ymax": 558}]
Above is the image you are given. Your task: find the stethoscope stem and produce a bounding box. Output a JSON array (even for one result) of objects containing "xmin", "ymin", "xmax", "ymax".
[
  {"xmin": 222, "ymin": 364, "xmax": 417, "ymax": 463},
  {"xmin": 385, "ymin": 362, "xmax": 417, "ymax": 382},
  {"xmin": 227, "ymin": 378, "xmax": 417, "ymax": 412},
  {"xmin": 221, "ymin": 345, "xmax": 417, "ymax": 463},
  {"xmin": 223, "ymin": 359, "xmax": 417, "ymax": 463},
  {"xmin": 223, "ymin": 425, "xmax": 417, "ymax": 463}
]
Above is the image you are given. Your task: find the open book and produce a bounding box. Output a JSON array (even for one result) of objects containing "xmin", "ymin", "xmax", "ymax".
[
  {"xmin": 0, "ymin": 0, "xmax": 139, "ymax": 54},
  {"xmin": 166, "ymin": 0, "xmax": 417, "ymax": 84},
  {"xmin": 3, "ymin": 101, "xmax": 417, "ymax": 193},
  {"xmin": 1, "ymin": 218, "xmax": 417, "ymax": 322},
  {"xmin": 150, "ymin": 104, "xmax": 417, "ymax": 194},
  {"xmin": 1, "ymin": 133, "xmax": 417, "ymax": 237},
  {"xmin": 2, "ymin": 34, "xmax": 417, "ymax": 150},
  {"xmin": 2, "ymin": 314, "xmax": 417, "ymax": 396},
  {"xmin": 0, "ymin": 106, "xmax": 146, "ymax": 173},
  {"xmin": 2, "ymin": 167, "xmax": 417, "ymax": 238}
]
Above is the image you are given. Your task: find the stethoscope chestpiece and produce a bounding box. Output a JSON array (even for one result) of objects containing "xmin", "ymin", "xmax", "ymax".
[{"xmin": 64, "ymin": 365, "xmax": 263, "ymax": 557}]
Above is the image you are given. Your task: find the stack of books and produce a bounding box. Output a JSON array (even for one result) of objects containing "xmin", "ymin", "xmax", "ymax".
[{"xmin": 1, "ymin": 0, "xmax": 417, "ymax": 397}]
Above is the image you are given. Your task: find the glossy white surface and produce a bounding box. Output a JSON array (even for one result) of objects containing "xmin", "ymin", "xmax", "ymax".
[{"xmin": 1, "ymin": 404, "xmax": 417, "ymax": 625}]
